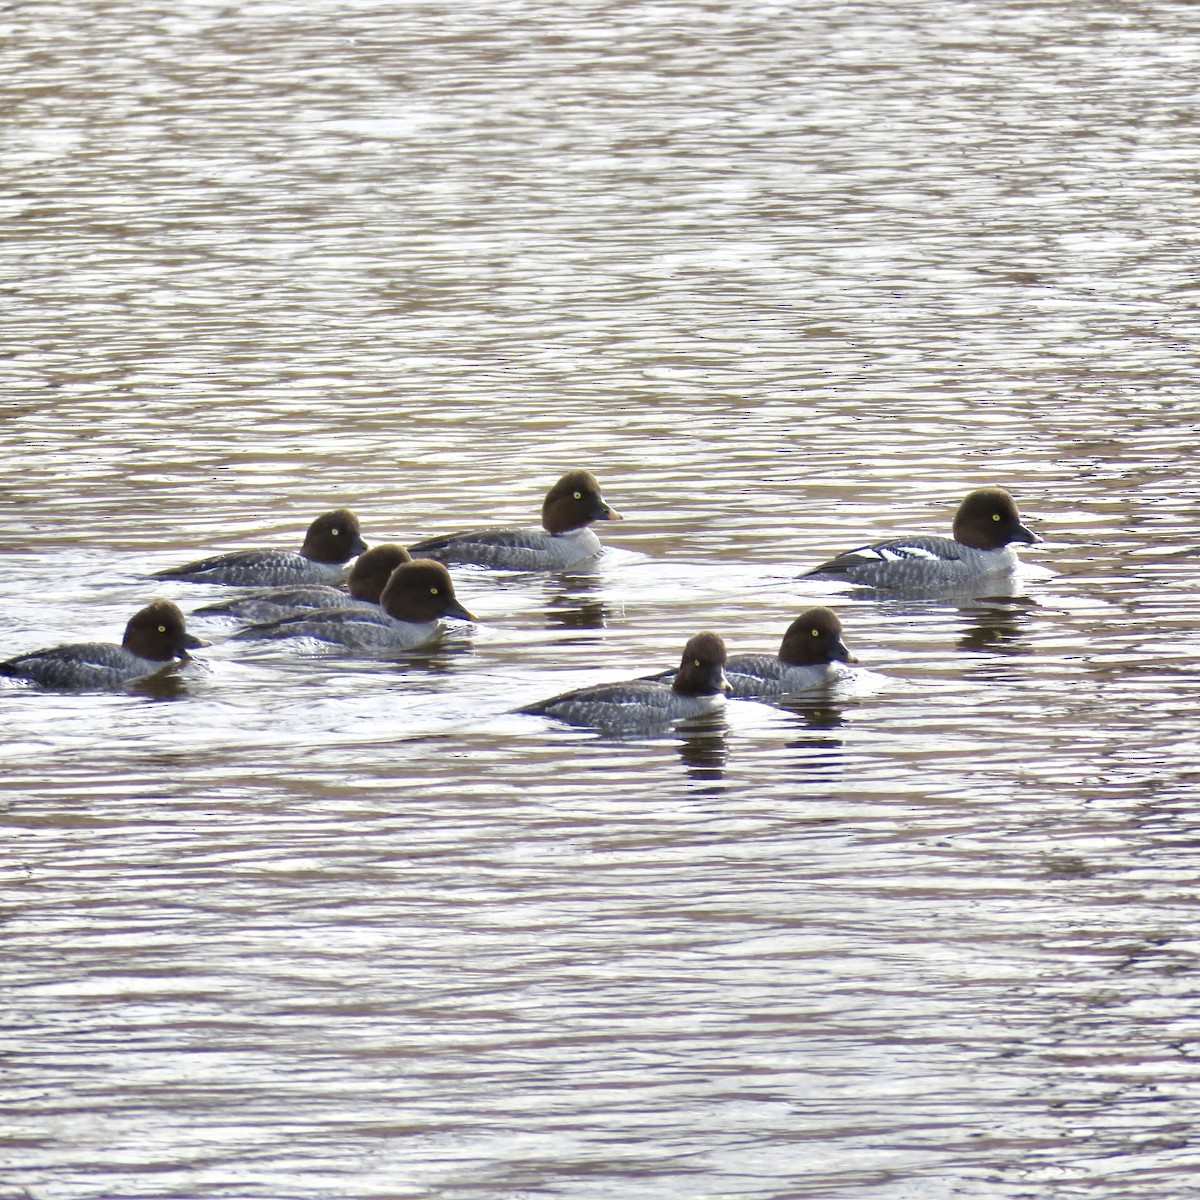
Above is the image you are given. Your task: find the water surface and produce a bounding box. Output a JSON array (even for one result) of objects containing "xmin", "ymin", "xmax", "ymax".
[{"xmin": 3, "ymin": 2, "xmax": 1199, "ymax": 1197}]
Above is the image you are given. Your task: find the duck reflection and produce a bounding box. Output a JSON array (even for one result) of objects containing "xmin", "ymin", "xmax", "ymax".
[
  {"xmin": 778, "ymin": 697, "xmax": 847, "ymax": 730},
  {"xmin": 544, "ymin": 577, "xmax": 614, "ymax": 632},
  {"xmin": 775, "ymin": 698, "xmax": 848, "ymax": 773},
  {"xmin": 131, "ymin": 672, "xmax": 192, "ymax": 701},
  {"xmin": 384, "ymin": 634, "xmax": 477, "ymax": 679},
  {"xmin": 545, "ymin": 598, "xmax": 611, "ymax": 631},
  {"xmin": 675, "ymin": 718, "xmax": 729, "ymax": 787},
  {"xmin": 957, "ymin": 596, "xmax": 1037, "ymax": 655},
  {"xmin": 788, "ymin": 737, "xmax": 846, "ymax": 777}
]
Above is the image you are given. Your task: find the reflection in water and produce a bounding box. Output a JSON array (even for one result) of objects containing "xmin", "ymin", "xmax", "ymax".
[
  {"xmin": 544, "ymin": 596, "xmax": 611, "ymax": 632},
  {"xmin": 384, "ymin": 642, "xmax": 475, "ymax": 678},
  {"xmin": 544, "ymin": 576, "xmax": 616, "ymax": 632},
  {"xmin": 784, "ymin": 735, "xmax": 846, "ymax": 779},
  {"xmin": 956, "ymin": 602, "xmax": 1035, "ymax": 656},
  {"xmin": 780, "ymin": 700, "xmax": 847, "ymax": 776},
  {"xmin": 779, "ymin": 699, "xmax": 847, "ymax": 731},
  {"xmin": 128, "ymin": 671, "xmax": 192, "ymax": 701},
  {"xmin": 675, "ymin": 719, "xmax": 728, "ymax": 787},
  {"xmin": 553, "ymin": 569, "xmax": 607, "ymax": 589}
]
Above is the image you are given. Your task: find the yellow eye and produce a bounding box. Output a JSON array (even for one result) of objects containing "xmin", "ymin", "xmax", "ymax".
[
  {"xmin": 811, "ymin": 629, "xmax": 821, "ymax": 637},
  {"xmin": 573, "ymin": 491, "xmax": 582, "ymax": 500},
  {"xmin": 331, "ymin": 527, "xmax": 340, "ymax": 536},
  {"xmin": 693, "ymin": 658, "xmax": 701, "ymax": 667},
  {"xmin": 991, "ymin": 513, "xmax": 1001, "ymax": 522},
  {"xmin": 430, "ymin": 587, "xmax": 439, "ymax": 595},
  {"xmin": 158, "ymin": 625, "xmax": 167, "ymax": 633}
]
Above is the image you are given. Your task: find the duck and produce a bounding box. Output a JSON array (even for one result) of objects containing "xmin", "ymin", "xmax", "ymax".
[
  {"xmin": 651, "ymin": 609, "xmax": 857, "ymax": 698},
  {"xmin": 521, "ymin": 631, "xmax": 730, "ymax": 730},
  {"xmin": 725, "ymin": 608, "xmax": 857, "ymax": 697},
  {"xmin": 232, "ymin": 559, "xmax": 475, "ymax": 650},
  {"xmin": 408, "ymin": 470, "xmax": 622, "ymax": 571},
  {"xmin": 804, "ymin": 487, "xmax": 1041, "ymax": 592},
  {"xmin": 192, "ymin": 544, "xmax": 411, "ymax": 622},
  {"xmin": 152, "ymin": 508, "xmax": 368, "ymax": 587},
  {"xmin": 0, "ymin": 600, "xmax": 208, "ymax": 689}
]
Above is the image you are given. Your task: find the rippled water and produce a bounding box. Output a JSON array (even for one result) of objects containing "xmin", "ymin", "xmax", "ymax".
[{"xmin": 3, "ymin": 2, "xmax": 1200, "ymax": 1197}]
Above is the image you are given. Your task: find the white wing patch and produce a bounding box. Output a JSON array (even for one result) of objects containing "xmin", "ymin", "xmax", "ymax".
[
  {"xmin": 881, "ymin": 544, "xmax": 943, "ymax": 562},
  {"xmin": 848, "ymin": 543, "xmax": 944, "ymax": 563}
]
